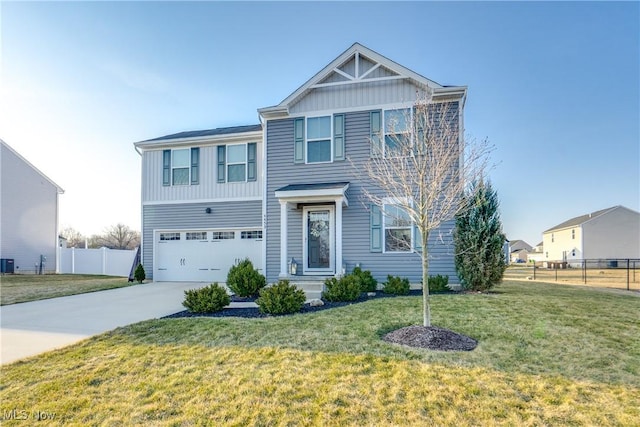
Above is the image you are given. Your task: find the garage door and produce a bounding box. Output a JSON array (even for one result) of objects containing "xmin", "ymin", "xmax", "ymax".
[{"xmin": 154, "ymin": 229, "xmax": 262, "ymax": 282}]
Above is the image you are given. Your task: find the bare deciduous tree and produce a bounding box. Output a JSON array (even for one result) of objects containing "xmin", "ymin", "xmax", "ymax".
[
  {"xmin": 359, "ymin": 91, "xmax": 492, "ymax": 327},
  {"xmin": 60, "ymin": 226, "xmax": 86, "ymax": 248},
  {"xmin": 93, "ymin": 223, "xmax": 140, "ymax": 250}
]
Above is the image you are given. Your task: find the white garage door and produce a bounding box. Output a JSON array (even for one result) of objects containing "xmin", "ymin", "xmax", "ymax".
[{"xmin": 154, "ymin": 229, "xmax": 262, "ymax": 282}]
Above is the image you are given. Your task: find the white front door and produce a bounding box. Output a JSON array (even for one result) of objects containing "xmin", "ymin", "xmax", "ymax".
[{"xmin": 303, "ymin": 206, "xmax": 334, "ymax": 274}]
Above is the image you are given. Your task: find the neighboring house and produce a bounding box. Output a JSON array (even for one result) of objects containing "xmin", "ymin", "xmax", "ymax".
[
  {"xmin": 542, "ymin": 206, "xmax": 640, "ymax": 263},
  {"xmin": 527, "ymin": 241, "xmax": 545, "ymax": 264},
  {"xmin": 509, "ymin": 239, "xmax": 533, "ymax": 263},
  {"xmin": 135, "ymin": 43, "xmax": 466, "ymax": 285},
  {"xmin": 0, "ymin": 139, "xmax": 64, "ymax": 274}
]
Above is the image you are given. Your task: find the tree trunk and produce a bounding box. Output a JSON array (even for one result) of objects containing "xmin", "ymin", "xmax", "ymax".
[{"xmin": 422, "ymin": 231, "xmax": 430, "ymax": 327}]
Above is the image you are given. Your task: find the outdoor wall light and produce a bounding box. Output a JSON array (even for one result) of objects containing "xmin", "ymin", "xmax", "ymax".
[{"xmin": 205, "ymin": 208, "xmax": 212, "ymax": 214}]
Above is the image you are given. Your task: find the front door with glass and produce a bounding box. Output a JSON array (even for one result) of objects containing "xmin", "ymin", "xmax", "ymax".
[{"xmin": 303, "ymin": 207, "xmax": 334, "ymax": 273}]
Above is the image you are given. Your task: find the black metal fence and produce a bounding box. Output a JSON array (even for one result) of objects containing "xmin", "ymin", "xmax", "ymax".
[{"xmin": 508, "ymin": 259, "xmax": 640, "ymax": 291}]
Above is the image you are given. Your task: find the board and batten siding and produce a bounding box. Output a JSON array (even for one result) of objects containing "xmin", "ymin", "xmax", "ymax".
[
  {"xmin": 265, "ymin": 108, "xmax": 459, "ymax": 284},
  {"xmin": 142, "ymin": 201, "xmax": 262, "ymax": 279},
  {"xmin": 141, "ymin": 143, "xmax": 262, "ymax": 203},
  {"xmin": 289, "ymin": 80, "xmax": 419, "ymax": 115}
]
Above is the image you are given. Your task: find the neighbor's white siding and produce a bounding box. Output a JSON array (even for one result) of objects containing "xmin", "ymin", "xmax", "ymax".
[
  {"xmin": 582, "ymin": 207, "xmax": 640, "ymax": 259},
  {"xmin": 543, "ymin": 227, "xmax": 583, "ymax": 262},
  {"xmin": 0, "ymin": 143, "xmax": 61, "ymax": 273}
]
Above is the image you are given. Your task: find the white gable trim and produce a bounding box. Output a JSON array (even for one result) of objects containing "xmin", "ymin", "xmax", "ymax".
[
  {"xmin": 258, "ymin": 43, "xmax": 466, "ymax": 119},
  {"xmin": 0, "ymin": 139, "xmax": 64, "ymax": 193}
]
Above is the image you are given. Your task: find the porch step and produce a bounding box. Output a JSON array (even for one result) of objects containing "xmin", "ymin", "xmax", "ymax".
[{"xmin": 288, "ymin": 279, "xmax": 327, "ymax": 301}]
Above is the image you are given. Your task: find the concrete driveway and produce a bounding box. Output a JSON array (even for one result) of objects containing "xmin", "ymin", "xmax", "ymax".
[{"xmin": 0, "ymin": 281, "xmax": 211, "ymax": 365}]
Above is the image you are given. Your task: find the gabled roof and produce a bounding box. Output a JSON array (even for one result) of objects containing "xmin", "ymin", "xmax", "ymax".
[
  {"xmin": 544, "ymin": 206, "xmax": 622, "ymax": 233},
  {"xmin": 258, "ymin": 42, "xmax": 467, "ymax": 118},
  {"xmin": 135, "ymin": 124, "xmax": 262, "ymax": 149},
  {"xmin": 509, "ymin": 240, "xmax": 533, "ymax": 252},
  {"xmin": 0, "ymin": 139, "xmax": 64, "ymax": 193},
  {"xmin": 138, "ymin": 124, "xmax": 262, "ymax": 144}
]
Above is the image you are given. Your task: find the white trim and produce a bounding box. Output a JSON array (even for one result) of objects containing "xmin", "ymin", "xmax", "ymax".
[
  {"xmin": 305, "ymin": 115, "xmax": 333, "ymax": 164},
  {"xmin": 311, "ymin": 75, "xmax": 407, "ymax": 89},
  {"xmin": 274, "ymin": 183, "xmax": 349, "ymax": 202},
  {"xmin": 303, "ymin": 205, "xmax": 335, "ymax": 275},
  {"xmin": 261, "ymin": 120, "xmax": 268, "ymax": 282},
  {"xmin": 143, "ymin": 196, "xmax": 262, "ymax": 206},
  {"xmin": 279, "ymin": 200, "xmax": 289, "ymax": 278}
]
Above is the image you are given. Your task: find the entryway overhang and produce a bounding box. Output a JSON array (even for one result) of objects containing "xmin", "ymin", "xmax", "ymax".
[
  {"xmin": 275, "ymin": 182, "xmax": 349, "ymax": 278},
  {"xmin": 274, "ymin": 182, "xmax": 349, "ymax": 206}
]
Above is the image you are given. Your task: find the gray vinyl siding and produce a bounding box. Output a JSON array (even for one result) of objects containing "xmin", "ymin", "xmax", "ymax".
[
  {"xmin": 142, "ymin": 143, "xmax": 262, "ymax": 203},
  {"xmin": 265, "ymin": 107, "xmax": 459, "ymax": 284},
  {"xmin": 0, "ymin": 144, "xmax": 60, "ymax": 274},
  {"xmin": 290, "ymin": 80, "xmax": 420, "ymax": 115},
  {"xmin": 142, "ymin": 200, "xmax": 262, "ymax": 279}
]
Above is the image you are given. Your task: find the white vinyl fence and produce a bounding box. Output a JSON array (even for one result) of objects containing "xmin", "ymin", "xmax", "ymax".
[{"xmin": 60, "ymin": 247, "xmax": 137, "ymax": 277}]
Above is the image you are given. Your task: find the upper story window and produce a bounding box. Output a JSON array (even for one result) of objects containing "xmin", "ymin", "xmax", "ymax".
[
  {"xmin": 571, "ymin": 229, "xmax": 575, "ymax": 239},
  {"xmin": 163, "ymin": 147, "xmax": 199, "ymax": 186},
  {"xmin": 307, "ymin": 116, "xmax": 331, "ymax": 163},
  {"xmin": 384, "ymin": 108, "xmax": 411, "ymax": 153},
  {"xmin": 294, "ymin": 114, "xmax": 345, "ymax": 164},
  {"xmin": 217, "ymin": 143, "xmax": 257, "ymax": 183}
]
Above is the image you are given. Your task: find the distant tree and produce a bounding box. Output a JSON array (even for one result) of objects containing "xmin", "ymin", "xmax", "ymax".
[
  {"xmin": 94, "ymin": 223, "xmax": 140, "ymax": 250},
  {"xmin": 454, "ymin": 180, "xmax": 506, "ymax": 292},
  {"xmin": 60, "ymin": 227, "xmax": 86, "ymax": 248}
]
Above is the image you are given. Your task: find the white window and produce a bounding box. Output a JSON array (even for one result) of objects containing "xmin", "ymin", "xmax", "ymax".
[
  {"xmin": 172, "ymin": 149, "xmax": 190, "ymax": 185},
  {"xmin": 307, "ymin": 116, "xmax": 332, "ymax": 163},
  {"xmin": 160, "ymin": 232, "xmax": 180, "ymax": 241},
  {"xmin": 227, "ymin": 144, "xmax": 247, "ymax": 182},
  {"xmin": 384, "ymin": 108, "xmax": 411, "ymax": 154},
  {"xmin": 186, "ymin": 232, "xmax": 207, "ymax": 241},
  {"xmin": 241, "ymin": 230, "xmax": 263, "ymax": 240},
  {"xmin": 212, "ymin": 231, "xmax": 235, "ymax": 240},
  {"xmin": 383, "ymin": 204, "xmax": 412, "ymax": 252}
]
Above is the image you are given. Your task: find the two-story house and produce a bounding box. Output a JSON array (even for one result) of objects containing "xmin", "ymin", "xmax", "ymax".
[{"xmin": 135, "ymin": 43, "xmax": 466, "ymax": 287}]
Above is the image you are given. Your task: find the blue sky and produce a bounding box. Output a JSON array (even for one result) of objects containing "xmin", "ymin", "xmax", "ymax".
[{"xmin": 1, "ymin": 1, "xmax": 638, "ymax": 246}]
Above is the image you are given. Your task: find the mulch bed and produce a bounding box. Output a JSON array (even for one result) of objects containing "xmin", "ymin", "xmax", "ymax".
[
  {"xmin": 383, "ymin": 325, "xmax": 478, "ymax": 351},
  {"xmin": 163, "ymin": 289, "xmax": 477, "ymax": 351},
  {"xmin": 163, "ymin": 290, "xmax": 426, "ymax": 319}
]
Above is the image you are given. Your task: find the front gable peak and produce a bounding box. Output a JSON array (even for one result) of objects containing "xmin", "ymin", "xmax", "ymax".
[{"xmin": 259, "ymin": 43, "xmax": 465, "ymax": 119}]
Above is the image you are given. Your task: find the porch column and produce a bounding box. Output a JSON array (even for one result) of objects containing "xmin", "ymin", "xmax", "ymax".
[
  {"xmin": 335, "ymin": 197, "xmax": 343, "ymax": 276},
  {"xmin": 279, "ymin": 200, "xmax": 288, "ymax": 278}
]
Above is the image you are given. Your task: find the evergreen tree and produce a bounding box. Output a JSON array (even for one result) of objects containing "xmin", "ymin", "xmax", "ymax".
[{"xmin": 454, "ymin": 180, "xmax": 506, "ymax": 291}]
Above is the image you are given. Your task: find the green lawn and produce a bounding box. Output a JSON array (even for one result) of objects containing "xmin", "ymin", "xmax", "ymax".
[
  {"xmin": 1, "ymin": 281, "xmax": 638, "ymax": 425},
  {"xmin": 0, "ymin": 274, "xmax": 135, "ymax": 305}
]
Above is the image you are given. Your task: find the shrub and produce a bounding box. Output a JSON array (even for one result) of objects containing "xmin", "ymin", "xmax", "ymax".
[
  {"xmin": 351, "ymin": 266, "xmax": 377, "ymax": 292},
  {"xmin": 256, "ymin": 280, "xmax": 306, "ymax": 315},
  {"xmin": 133, "ymin": 264, "xmax": 145, "ymax": 284},
  {"xmin": 226, "ymin": 258, "xmax": 266, "ymax": 297},
  {"xmin": 183, "ymin": 283, "xmax": 231, "ymax": 313},
  {"xmin": 383, "ymin": 275, "xmax": 410, "ymax": 295},
  {"xmin": 323, "ymin": 275, "xmax": 361, "ymax": 302},
  {"xmin": 428, "ymin": 275, "xmax": 450, "ymax": 293},
  {"xmin": 454, "ymin": 180, "xmax": 507, "ymax": 292}
]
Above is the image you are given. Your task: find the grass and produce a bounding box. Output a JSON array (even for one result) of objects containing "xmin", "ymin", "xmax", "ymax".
[
  {"xmin": 1, "ymin": 281, "xmax": 639, "ymax": 425},
  {"xmin": 505, "ymin": 264, "xmax": 640, "ymax": 291},
  {"xmin": 0, "ymin": 274, "xmax": 134, "ymax": 305}
]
